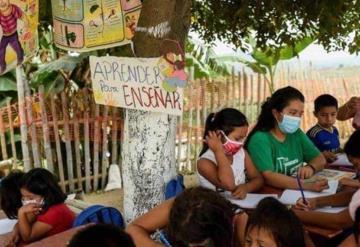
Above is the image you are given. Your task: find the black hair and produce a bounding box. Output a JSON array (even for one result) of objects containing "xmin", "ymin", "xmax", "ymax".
[
  {"xmin": 344, "ymin": 130, "xmax": 360, "ymax": 158},
  {"xmin": 354, "ymin": 207, "xmax": 360, "ymax": 244},
  {"xmin": 314, "ymin": 94, "xmax": 338, "ymax": 113},
  {"xmin": 68, "ymin": 224, "xmax": 135, "ymax": 247},
  {"xmin": 245, "ymin": 86, "xmax": 304, "ymax": 148},
  {"xmin": 167, "ymin": 187, "xmax": 238, "ymax": 247},
  {"xmin": 20, "ymin": 168, "xmax": 66, "ymax": 212},
  {"xmin": 200, "ymin": 108, "xmax": 248, "ymax": 156},
  {"xmin": 246, "ymin": 197, "xmax": 305, "ymax": 247},
  {"xmin": 0, "ymin": 170, "xmax": 24, "ymax": 219}
]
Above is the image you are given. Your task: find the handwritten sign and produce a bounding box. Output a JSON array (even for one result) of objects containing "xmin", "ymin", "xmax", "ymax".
[
  {"xmin": 0, "ymin": 0, "xmax": 38, "ymax": 75},
  {"xmin": 51, "ymin": 0, "xmax": 141, "ymax": 52},
  {"xmin": 90, "ymin": 56, "xmax": 186, "ymax": 116}
]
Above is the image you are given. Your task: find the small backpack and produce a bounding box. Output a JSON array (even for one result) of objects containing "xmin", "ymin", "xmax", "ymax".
[
  {"xmin": 73, "ymin": 205, "xmax": 124, "ymax": 228},
  {"xmin": 165, "ymin": 175, "xmax": 185, "ymax": 200}
]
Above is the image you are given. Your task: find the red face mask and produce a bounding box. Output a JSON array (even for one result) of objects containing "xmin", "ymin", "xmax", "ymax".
[{"xmin": 220, "ymin": 131, "xmax": 243, "ymax": 156}]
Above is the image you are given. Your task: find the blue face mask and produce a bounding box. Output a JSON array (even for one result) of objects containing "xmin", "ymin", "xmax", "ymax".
[{"xmin": 278, "ymin": 114, "xmax": 301, "ymax": 134}]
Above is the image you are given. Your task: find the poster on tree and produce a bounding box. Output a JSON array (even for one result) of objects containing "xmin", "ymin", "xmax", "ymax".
[
  {"xmin": 51, "ymin": 0, "xmax": 141, "ymax": 52},
  {"xmin": 0, "ymin": 0, "xmax": 38, "ymax": 75},
  {"xmin": 90, "ymin": 53, "xmax": 187, "ymax": 116}
]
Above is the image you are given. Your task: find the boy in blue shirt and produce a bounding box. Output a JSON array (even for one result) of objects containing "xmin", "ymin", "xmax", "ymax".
[{"xmin": 307, "ymin": 94, "xmax": 340, "ymax": 163}]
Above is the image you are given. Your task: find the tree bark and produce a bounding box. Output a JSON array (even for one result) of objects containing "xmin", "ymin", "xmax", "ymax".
[{"xmin": 122, "ymin": 0, "xmax": 191, "ymax": 222}]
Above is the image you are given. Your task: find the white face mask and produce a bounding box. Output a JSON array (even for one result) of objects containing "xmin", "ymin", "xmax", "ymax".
[{"xmin": 21, "ymin": 198, "xmax": 44, "ymax": 206}]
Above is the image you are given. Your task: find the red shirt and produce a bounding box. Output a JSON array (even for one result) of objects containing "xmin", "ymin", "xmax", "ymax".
[
  {"xmin": 37, "ymin": 203, "xmax": 75, "ymax": 237},
  {"xmin": 0, "ymin": 4, "xmax": 23, "ymax": 35}
]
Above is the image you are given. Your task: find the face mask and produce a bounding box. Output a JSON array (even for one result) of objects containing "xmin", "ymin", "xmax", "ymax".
[
  {"xmin": 22, "ymin": 198, "xmax": 44, "ymax": 206},
  {"xmin": 220, "ymin": 131, "xmax": 243, "ymax": 155},
  {"xmin": 278, "ymin": 114, "xmax": 301, "ymax": 134}
]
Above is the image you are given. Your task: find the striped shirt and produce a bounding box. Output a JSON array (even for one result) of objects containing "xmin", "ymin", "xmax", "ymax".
[
  {"xmin": 0, "ymin": 4, "xmax": 22, "ymax": 36},
  {"xmin": 306, "ymin": 124, "xmax": 340, "ymax": 153}
]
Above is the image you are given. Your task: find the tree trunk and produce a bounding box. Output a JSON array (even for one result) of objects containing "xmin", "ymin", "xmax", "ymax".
[{"xmin": 122, "ymin": 0, "xmax": 191, "ymax": 222}]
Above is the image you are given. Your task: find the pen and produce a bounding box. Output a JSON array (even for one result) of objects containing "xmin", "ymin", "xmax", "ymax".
[{"xmin": 296, "ymin": 174, "xmax": 308, "ymax": 205}]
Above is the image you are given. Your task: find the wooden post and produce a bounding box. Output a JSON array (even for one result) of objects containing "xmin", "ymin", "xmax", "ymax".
[
  {"xmin": 238, "ymin": 72, "xmax": 242, "ymax": 112},
  {"xmin": 232, "ymin": 67, "xmax": 236, "ymax": 108},
  {"xmin": 6, "ymin": 102, "xmax": 17, "ymax": 166},
  {"xmin": 186, "ymin": 84, "xmax": 193, "ymax": 171},
  {"xmin": 111, "ymin": 108, "xmax": 118, "ymax": 165},
  {"xmin": 243, "ymin": 71, "xmax": 248, "ymax": 118},
  {"xmin": 24, "ymin": 81, "xmax": 41, "ymax": 167},
  {"xmin": 16, "ymin": 67, "xmax": 31, "ymax": 171},
  {"xmin": 101, "ymin": 106, "xmax": 109, "ymax": 189},
  {"xmin": 61, "ymin": 92, "xmax": 75, "ymax": 192},
  {"xmin": 194, "ymin": 81, "xmax": 201, "ymax": 165},
  {"xmin": 249, "ymin": 74, "xmax": 254, "ymax": 123},
  {"xmin": 73, "ymin": 104, "xmax": 83, "ymax": 190},
  {"xmin": 257, "ymin": 73, "xmax": 262, "ymax": 116},
  {"xmin": 39, "ymin": 86, "xmax": 54, "ymax": 173},
  {"xmin": 50, "ymin": 95, "xmax": 65, "ymax": 191},
  {"xmin": 93, "ymin": 104, "xmax": 101, "ymax": 191},
  {"xmin": 83, "ymin": 89, "xmax": 91, "ymax": 193},
  {"xmin": 0, "ymin": 111, "xmax": 8, "ymax": 160}
]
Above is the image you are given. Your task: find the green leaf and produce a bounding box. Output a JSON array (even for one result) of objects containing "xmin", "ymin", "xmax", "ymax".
[
  {"xmin": 245, "ymin": 62, "xmax": 267, "ymax": 74},
  {"xmin": 279, "ymin": 36, "xmax": 314, "ymax": 60},
  {"xmin": 90, "ymin": 4, "xmax": 99, "ymax": 14},
  {"xmin": 0, "ymin": 75, "xmax": 17, "ymax": 91}
]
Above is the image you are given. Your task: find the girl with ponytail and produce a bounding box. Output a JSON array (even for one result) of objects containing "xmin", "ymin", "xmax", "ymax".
[
  {"xmin": 245, "ymin": 86, "xmax": 328, "ymax": 191},
  {"xmin": 197, "ymin": 108, "xmax": 263, "ymax": 199}
]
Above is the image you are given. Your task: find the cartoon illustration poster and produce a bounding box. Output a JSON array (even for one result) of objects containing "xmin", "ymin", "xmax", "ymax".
[
  {"xmin": 51, "ymin": 0, "xmax": 141, "ymax": 52},
  {"xmin": 0, "ymin": 0, "xmax": 38, "ymax": 75},
  {"xmin": 90, "ymin": 41, "xmax": 188, "ymax": 116}
]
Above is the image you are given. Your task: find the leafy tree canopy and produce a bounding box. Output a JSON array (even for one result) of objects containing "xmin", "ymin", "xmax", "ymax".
[{"xmin": 192, "ymin": 0, "xmax": 360, "ymax": 53}]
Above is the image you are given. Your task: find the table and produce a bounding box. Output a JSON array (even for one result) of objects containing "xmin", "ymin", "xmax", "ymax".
[
  {"xmin": 259, "ymin": 185, "xmax": 344, "ymax": 239},
  {"xmin": 0, "ymin": 225, "xmax": 88, "ymax": 247}
]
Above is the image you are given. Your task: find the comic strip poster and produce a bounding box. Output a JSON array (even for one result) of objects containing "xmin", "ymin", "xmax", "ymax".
[
  {"xmin": 51, "ymin": 0, "xmax": 141, "ymax": 52},
  {"xmin": 0, "ymin": 0, "xmax": 38, "ymax": 75}
]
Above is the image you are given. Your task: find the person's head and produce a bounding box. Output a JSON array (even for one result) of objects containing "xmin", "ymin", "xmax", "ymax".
[
  {"xmin": 313, "ymin": 94, "xmax": 338, "ymax": 129},
  {"xmin": 167, "ymin": 187, "xmax": 237, "ymax": 247},
  {"xmin": 344, "ymin": 130, "xmax": 360, "ymax": 170},
  {"xmin": 245, "ymin": 197, "xmax": 305, "ymax": 247},
  {"xmin": 68, "ymin": 224, "xmax": 135, "ymax": 247},
  {"xmin": 245, "ymin": 86, "xmax": 304, "ymax": 147},
  {"xmin": 0, "ymin": 0, "xmax": 10, "ymax": 11},
  {"xmin": 200, "ymin": 108, "xmax": 248, "ymax": 156},
  {"xmin": 0, "ymin": 170, "xmax": 24, "ymax": 219},
  {"xmin": 20, "ymin": 168, "xmax": 66, "ymax": 211}
]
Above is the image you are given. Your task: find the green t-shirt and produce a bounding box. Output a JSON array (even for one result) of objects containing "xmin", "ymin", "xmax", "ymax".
[{"xmin": 247, "ymin": 129, "xmax": 321, "ymax": 176}]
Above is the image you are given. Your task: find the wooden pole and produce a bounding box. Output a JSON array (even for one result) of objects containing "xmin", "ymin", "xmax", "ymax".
[
  {"xmin": 61, "ymin": 92, "xmax": 75, "ymax": 192},
  {"xmin": 50, "ymin": 95, "xmax": 65, "ymax": 191},
  {"xmin": 6, "ymin": 102, "xmax": 17, "ymax": 166},
  {"xmin": 93, "ymin": 104, "xmax": 101, "ymax": 191},
  {"xmin": 24, "ymin": 81, "xmax": 41, "ymax": 167},
  {"xmin": 73, "ymin": 103, "xmax": 83, "ymax": 191},
  {"xmin": 16, "ymin": 67, "xmax": 31, "ymax": 171},
  {"xmin": 39, "ymin": 86, "xmax": 54, "ymax": 173},
  {"xmin": 101, "ymin": 106, "xmax": 109, "ymax": 189},
  {"xmin": 83, "ymin": 89, "xmax": 91, "ymax": 193}
]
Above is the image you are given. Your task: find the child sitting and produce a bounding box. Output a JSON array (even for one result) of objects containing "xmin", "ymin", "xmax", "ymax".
[
  {"xmin": 245, "ymin": 197, "xmax": 309, "ymax": 247},
  {"xmin": 17, "ymin": 168, "xmax": 75, "ymax": 243},
  {"xmin": 339, "ymin": 129, "xmax": 360, "ymax": 188},
  {"xmin": 307, "ymin": 94, "xmax": 340, "ymax": 163},
  {"xmin": 126, "ymin": 187, "xmax": 249, "ymax": 247},
  {"xmin": 197, "ymin": 108, "xmax": 263, "ymax": 199},
  {"xmin": 0, "ymin": 170, "xmax": 24, "ymax": 246},
  {"xmin": 69, "ymin": 224, "xmax": 135, "ymax": 247}
]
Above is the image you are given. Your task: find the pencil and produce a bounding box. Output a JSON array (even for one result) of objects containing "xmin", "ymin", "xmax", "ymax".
[{"xmin": 296, "ymin": 174, "xmax": 308, "ymax": 205}]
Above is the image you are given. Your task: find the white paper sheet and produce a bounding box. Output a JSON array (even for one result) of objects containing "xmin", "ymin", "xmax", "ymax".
[
  {"xmin": 0, "ymin": 218, "xmax": 17, "ymax": 234},
  {"xmin": 279, "ymin": 180, "xmax": 339, "ymax": 205},
  {"xmin": 330, "ymin": 154, "xmax": 353, "ymax": 167},
  {"xmin": 226, "ymin": 193, "xmax": 279, "ymax": 209},
  {"xmin": 314, "ymin": 206, "xmax": 347, "ymax": 214}
]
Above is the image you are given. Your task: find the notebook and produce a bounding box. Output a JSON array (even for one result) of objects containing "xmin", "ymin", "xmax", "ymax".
[
  {"xmin": 279, "ymin": 180, "xmax": 339, "ymax": 205},
  {"xmin": 330, "ymin": 154, "xmax": 353, "ymax": 167},
  {"xmin": 226, "ymin": 193, "xmax": 279, "ymax": 209}
]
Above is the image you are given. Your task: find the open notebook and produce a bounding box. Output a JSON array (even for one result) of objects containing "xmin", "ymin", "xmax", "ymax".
[
  {"xmin": 279, "ymin": 180, "xmax": 339, "ymax": 205},
  {"xmin": 225, "ymin": 193, "xmax": 279, "ymax": 209}
]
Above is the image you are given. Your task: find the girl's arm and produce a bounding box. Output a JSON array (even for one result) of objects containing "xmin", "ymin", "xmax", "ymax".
[
  {"xmin": 126, "ymin": 199, "xmax": 173, "ymax": 247},
  {"xmin": 337, "ymin": 98, "xmax": 359, "ymax": 121},
  {"xmin": 262, "ymin": 171, "xmax": 328, "ymax": 192},
  {"xmin": 197, "ymin": 131, "xmax": 236, "ymax": 191},
  {"xmin": 307, "ymin": 153, "xmax": 326, "ymax": 173},
  {"xmin": 243, "ymin": 151, "xmax": 264, "ymax": 192},
  {"xmin": 292, "ymin": 208, "xmax": 353, "ymax": 230},
  {"xmin": 18, "ymin": 204, "xmax": 52, "ymax": 243}
]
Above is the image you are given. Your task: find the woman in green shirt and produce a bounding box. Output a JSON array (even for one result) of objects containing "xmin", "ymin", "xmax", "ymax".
[{"xmin": 245, "ymin": 86, "xmax": 328, "ymax": 191}]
